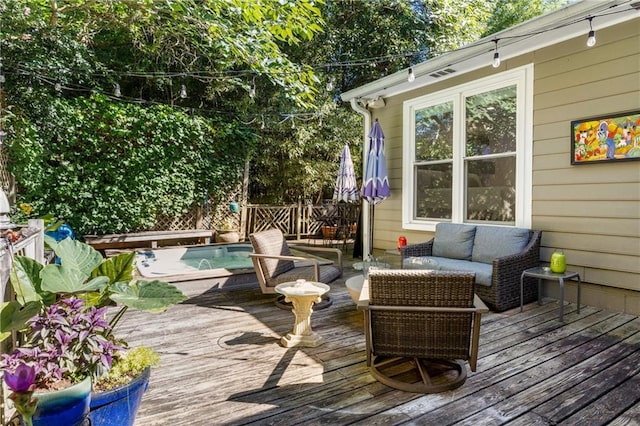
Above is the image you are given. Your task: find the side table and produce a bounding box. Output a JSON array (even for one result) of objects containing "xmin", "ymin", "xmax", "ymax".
[
  {"xmin": 275, "ymin": 280, "xmax": 330, "ymax": 348},
  {"xmin": 520, "ymin": 267, "xmax": 581, "ymax": 322}
]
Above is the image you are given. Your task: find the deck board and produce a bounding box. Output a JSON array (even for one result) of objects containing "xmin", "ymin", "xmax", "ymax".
[{"xmin": 117, "ymin": 268, "xmax": 640, "ymax": 425}]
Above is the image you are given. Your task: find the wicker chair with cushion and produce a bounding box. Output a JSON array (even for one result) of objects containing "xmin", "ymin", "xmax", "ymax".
[
  {"xmin": 361, "ymin": 269, "xmax": 488, "ymax": 393},
  {"xmin": 249, "ymin": 228, "xmax": 343, "ymax": 309}
]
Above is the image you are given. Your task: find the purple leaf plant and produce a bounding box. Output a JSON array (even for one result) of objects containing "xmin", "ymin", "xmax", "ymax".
[{"xmin": 1, "ymin": 297, "xmax": 125, "ymax": 391}]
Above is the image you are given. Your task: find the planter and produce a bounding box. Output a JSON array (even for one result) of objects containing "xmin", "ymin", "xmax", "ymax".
[
  {"xmin": 89, "ymin": 367, "xmax": 151, "ymax": 426},
  {"xmin": 321, "ymin": 225, "xmax": 337, "ymax": 240},
  {"xmin": 215, "ymin": 229, "xmax": 240, "ymax": 243},
  {"xmin": 32, "ymin": 375, "xmax": 91, "ymax": 426}
]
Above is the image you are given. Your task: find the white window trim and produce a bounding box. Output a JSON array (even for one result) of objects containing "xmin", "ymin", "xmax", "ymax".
[{"xmin": 402, "ymin": 64, "xmax": 534, "ymax": 231}]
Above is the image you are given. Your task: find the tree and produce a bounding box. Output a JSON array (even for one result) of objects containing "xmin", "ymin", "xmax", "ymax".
[
  {"xmin": 1, "ymin": 0, "xmax": 324, "ymax": 107},
  {"xmin": 482, "ymin": 0, "xmax": 572, "ymax": 37}
]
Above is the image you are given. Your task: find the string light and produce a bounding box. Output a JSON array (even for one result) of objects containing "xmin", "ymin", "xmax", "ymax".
[
  {"xmin": 261, "ymin": 115, "xmax": 265, "ymax": 130},
  {"xmin": 586, "ymin": 17, "xmax": 596, "ymax": 47},
  {"xmin": 326, "ymin": 76, "xmax": 334, "ymax": 91},
  {"xmin": 492, "ymin": 39, "xmax": 501, "ymax": 68},
  {"xmin": 249, "ymin": 77, "xmax": 256, "ymax": 98},
  {"xmin": 407, "ymin": 67, "xmax": 415, "ymax": 82},
  {"xmin": 179, "ymin": 83, "xmax": 187, "ymax": 99},
  {"xmin": 0, "ymin": 6, "xmax": 628, "ymax": 125}
]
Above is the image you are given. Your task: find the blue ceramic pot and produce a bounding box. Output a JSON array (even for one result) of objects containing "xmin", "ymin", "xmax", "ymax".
[
  {"xmin": 33, "ymin": 375, "xmax": 91, "ymax": 426},
  {"xmin": 89, "ymin": 367, "xmax": 151, "ymax": 426}
]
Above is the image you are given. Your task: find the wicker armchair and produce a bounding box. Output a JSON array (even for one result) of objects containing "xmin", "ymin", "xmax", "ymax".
[
  {"xmin": 401, "ymin": 230, "xmax": 542, "ymax": 312},
  {"xmin": 361, "ymin": 269, "xmax": 488, "ymax": 393},
  {"xmin": 248, "ymin": 228, "xmax": 343, "ymax": 309}
]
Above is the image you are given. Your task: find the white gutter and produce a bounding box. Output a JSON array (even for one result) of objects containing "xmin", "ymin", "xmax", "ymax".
[{"xmin": 349, "ymin": 98, "xmax": 372, "ymax": 258}]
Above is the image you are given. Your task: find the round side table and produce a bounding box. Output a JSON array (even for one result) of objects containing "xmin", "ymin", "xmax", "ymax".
[{"xmin": 275, "ymin": 280, "xmax": 330, "ymax": 348}]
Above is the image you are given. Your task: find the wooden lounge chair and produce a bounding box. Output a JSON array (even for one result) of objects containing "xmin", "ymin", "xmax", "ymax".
[
  {"xmin": 361, "ymin": 269, "xmax": 488, "ymax": 393},
  {"xmin": 248, "ymin": 228, "xmax": 343, "ymax": 309}
]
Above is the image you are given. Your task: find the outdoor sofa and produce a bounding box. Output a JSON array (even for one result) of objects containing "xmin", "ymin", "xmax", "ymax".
[{"xmin": 400, "ymin": 223, "xmax": 542, "ymax": 312}]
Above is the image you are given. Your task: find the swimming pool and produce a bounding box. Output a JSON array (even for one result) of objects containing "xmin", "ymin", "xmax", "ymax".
[{"xmin": 136, "ymin": 243, "xmax": 255, "ymax": 282}]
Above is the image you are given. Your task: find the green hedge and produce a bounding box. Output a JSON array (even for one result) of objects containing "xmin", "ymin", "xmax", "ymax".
[{"xmin": 6, "ymin": 93, "xmax": 255, "ymax": 235}]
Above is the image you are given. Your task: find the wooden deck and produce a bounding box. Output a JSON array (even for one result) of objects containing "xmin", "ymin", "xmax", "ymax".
[{"xmin": 117, "ymin": 266, "xmax": 640, "ymax": 425}]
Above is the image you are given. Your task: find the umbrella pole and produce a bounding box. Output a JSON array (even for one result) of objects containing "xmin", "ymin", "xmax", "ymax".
[{"xmin": 369, "ymin": 203, "xmax": 374, "ymax": 260}]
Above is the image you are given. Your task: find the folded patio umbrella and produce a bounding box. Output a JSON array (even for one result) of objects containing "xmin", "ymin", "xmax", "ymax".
[
  {"xmin": 332, "ymin": 144, "xmax": 359, "ymax": 203},
  {"xmin": 361, "ymin": 119, "xmax": 390, "ymax": 205},
  {"xmin": 361, "ymin": 119, "xmax": 390, "ymax": 258}
]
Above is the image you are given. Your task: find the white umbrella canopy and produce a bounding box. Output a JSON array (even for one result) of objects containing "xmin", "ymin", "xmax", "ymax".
[{"xmin": 332, "ymin": 144, "xmax": 359, "ymax": 203}]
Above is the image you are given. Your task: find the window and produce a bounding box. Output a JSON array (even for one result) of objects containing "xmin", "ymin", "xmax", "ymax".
[{"xmin": 403, "ymin": 65, "xmax": 533, "ymax": 231}]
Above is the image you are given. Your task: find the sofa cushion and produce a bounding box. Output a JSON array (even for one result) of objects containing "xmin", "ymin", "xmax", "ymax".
[
  {"xmin": 430, "ymin": 256, "xmax": 492, "ymax": 286},
  {"xmin": 472, "ymin": 227, "xmax": 530, "ymax": 264},
  {"xmin": 403, "ymin": 256, "xmax": 491, "ymax": 286},
  {"xmin": 432, "ymin": 223, "xmax": 476, "ymax": 260}
]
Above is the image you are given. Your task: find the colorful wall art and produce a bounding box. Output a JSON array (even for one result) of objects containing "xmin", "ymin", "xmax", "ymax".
[{"xmin": 571, "ymin": 111, "xmax": 640, "ymax": 164}]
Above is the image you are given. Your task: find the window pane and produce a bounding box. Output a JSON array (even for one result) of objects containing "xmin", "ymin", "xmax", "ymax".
[
  {"xmin": 416, "ymin": 163, "xmax": 452, "ymax": 219},
  {"xmin": 415, "ymin": 102, "xmax": 453, "ymax": 161},
  {"xmin": 466, "ymin": 86, "xmax": 516, "ymax": 157},
  {"xmin": 466, "ymin": 157, "xmax": 515, "ymax": 223}
]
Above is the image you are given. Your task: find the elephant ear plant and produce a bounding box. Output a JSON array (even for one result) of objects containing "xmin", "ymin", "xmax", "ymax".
[{"xmin": 0, "ymin": 237, "xmax": 186, "ymax": 423}]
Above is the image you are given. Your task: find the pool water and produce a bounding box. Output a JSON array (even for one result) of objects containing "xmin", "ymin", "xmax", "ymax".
[{"xmin": 136, "ymin": 244, "xmax": 254, "ymax": 279}]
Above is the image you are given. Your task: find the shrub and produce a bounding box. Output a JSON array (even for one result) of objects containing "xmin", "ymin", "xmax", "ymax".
[{"xmin": 6, "ymin": 93, "xmax": 256, "ymax": 235}]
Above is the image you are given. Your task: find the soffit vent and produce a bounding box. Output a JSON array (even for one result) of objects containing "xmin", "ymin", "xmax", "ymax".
[{"xmin": 429, "ymin": 68, "xmax": 457, "ymax": 78}]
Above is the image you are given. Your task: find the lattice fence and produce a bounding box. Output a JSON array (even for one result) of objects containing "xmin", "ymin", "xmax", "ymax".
[
  {"xmin": 0, "ymin": 149, "xmax": 11, "ymax": 196},
  {"xmin": 152, "ymin": 183, "xmax": 244, "ymax": 232}
]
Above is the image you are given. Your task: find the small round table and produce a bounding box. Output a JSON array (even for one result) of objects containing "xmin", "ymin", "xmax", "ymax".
[
  {"xmin": 520, "ymin": 267, "xmax": 581, "ymax": 322},
  {"xmin": 345, "ymin": 275, "xmax": 365, "ymax": 304},
  {"xmin": 275, "ymin": 280, "xmax": 330, "ymax": 348}
]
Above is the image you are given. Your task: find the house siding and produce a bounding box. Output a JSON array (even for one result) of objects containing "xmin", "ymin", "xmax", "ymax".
[{"xmin": 369, "ymin": 18, "xmax": 640, "ymax": 314}]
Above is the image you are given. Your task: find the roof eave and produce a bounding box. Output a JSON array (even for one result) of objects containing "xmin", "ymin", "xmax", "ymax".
[{"xmin": 341, "ymin": 0, "xmax": 639, "ymax": 103}]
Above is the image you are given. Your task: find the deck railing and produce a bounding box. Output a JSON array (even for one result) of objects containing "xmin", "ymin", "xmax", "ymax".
[
  {"xmin": 243, "ymin": 202, "xmax": 359, "ymax": 240},
  {"xmin": 0, "ymin": 219, "xmax": 45, "ymax": 425}
]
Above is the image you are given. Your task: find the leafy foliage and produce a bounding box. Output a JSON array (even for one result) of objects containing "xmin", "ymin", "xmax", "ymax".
[
  {"xmin": 2, "ymin": 237, "xmax": 187, "ymax": 343},
  {"xmin": 482, "ymin": 0, "xmax": 571, "ymax": 37},
  {"xmin": 6, "ymin": 93, "xmax": 255, "ymax": 235},
  {"xmin": 0, "ymin": 0, "xmax": 568, "ymax": 217},
  {"xmin": 94, "ymin": 346, "xmax": 160, "ymax": 392}
]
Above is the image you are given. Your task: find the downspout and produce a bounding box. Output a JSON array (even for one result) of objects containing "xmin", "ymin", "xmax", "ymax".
[{"xmin": 349, "ymin": 98, "xmax": 372, "ymax": 258}]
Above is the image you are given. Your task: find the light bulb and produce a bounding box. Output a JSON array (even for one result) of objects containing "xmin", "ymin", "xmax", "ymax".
[
  {"xmin": 180, "ymin": 83, "xmax": 187, "ymax": 98},
  {"xmin": 249, "ymin": 84, "xmax": 256, "ymax": 98},
  {"xmin": 587, "ymin": 30, "xmax": 596, "ymax": 47},
  {"xmin": 0, "ymin": 74, "xmax": 5, "ymax": 84},
  {"xmin": 492, "ymin": 52, "xmax": 501, "ymax": 68},
  {"xmin": 291, "ymin": 119, "xmax": 295, "ymax": 129},
  {"xmin": 407, "ymin": 67, "xmax": 415, "ymax": 82},
  {"xmin": 326, "ymin": 77, "xmax": 334, "ymax": 92},
  {"xmin": 113, "ymin": 83, "xmax": 121, "ymax": 97},
  {"xmin": 55, "ymin": 81, "xmax": 62, "ymax": 92}
]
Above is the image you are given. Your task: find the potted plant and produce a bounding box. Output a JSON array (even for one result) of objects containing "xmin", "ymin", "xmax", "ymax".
[
  {"xmin": 0, "ymin": 237, "xmax": 186, "ymax": 425},
  {"xmin": 215, "ymin": 217, "xmax": 240, "ymax": 243},
  {"xmin": 1, "ymin": 297, "xmax": 117, "ymax": 425},
  {"xmin": 89, "ymin": 346, "xmax": 160, "ymax": 426}
]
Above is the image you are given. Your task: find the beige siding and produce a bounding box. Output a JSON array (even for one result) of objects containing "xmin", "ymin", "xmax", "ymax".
[{"xmin": 368, "ymin": 18, "xmax": 640, "ymax": 313}]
